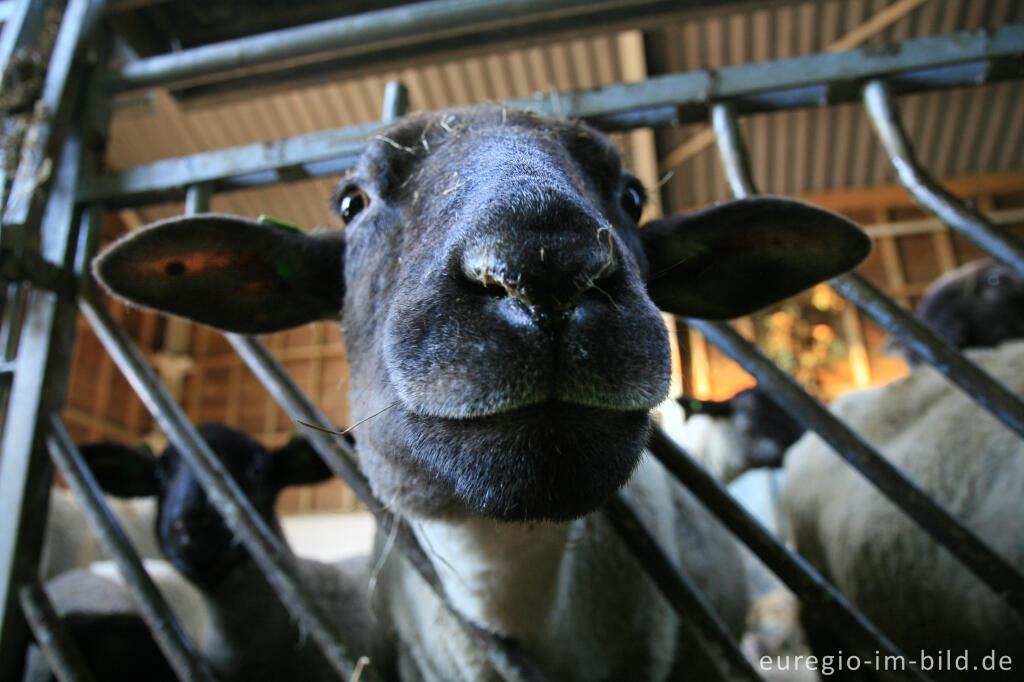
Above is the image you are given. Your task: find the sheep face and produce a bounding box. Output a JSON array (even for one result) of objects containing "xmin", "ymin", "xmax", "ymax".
[
  {"xmin": 915, "ymin": 259, "xmax": 1024, "ymax": 350},
  {"xmin": 338, "ymin": 109, "xmax": 673, "ymax": 520},
  {"xmin": 94, "ymin": 106, "xmax": 871, "ymax": 522},
  {"xmin": 80, "ymin": 425, "xmax": 331, "ymax": 586}
]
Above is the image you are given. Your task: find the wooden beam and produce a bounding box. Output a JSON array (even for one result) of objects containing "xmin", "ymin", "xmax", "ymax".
[
  {"xmin": 658, "ymin": 0, "xmax": 935, "ymax": 173},
  {"xmin": 841, "ymin": 306, "xmax": 872, "ymax": 389},
  {"xmin": 792, "ymin": 171, "xmax": 1024, "ymax": 215},
  {"xmin": 826, "ymin": 0, "xmax": 932, "ymax": 52},
  {"xmin": 687, "ymin": 326, "xmax": 712, "ymax": 398},
  {"xmin": 875, "ymin": 207, "xmax": 911, "ymax": 307},
  {"xmin": 63, "ymin": 407, "xmax": 141, "ymax": 442},
  {"xmin": 617, "ymin": 29, "xmax": 664, "ymax": 218},
  {"xmin": 864, "ymin": 207, "xmax": 1024, "ymax": 239}
]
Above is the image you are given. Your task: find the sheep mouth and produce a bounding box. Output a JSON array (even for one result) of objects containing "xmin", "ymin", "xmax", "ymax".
[
  {"xmin": 398, "ymin": 400, "xmax": 651, "ymax": 521},
  {"xmin": 401, "ymin": 390, "xmax": 661, "ymax": 421}
]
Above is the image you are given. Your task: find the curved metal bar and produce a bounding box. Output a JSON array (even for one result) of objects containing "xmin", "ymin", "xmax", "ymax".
[
  {"xmin": 45, "ymin": 416, "xmax": 216, "ymax": 682},
  {"xmin": 78, "ymin": 294, "xmax": 374, "ymax": 682},
  {"xmin": 711, "ymin": 102, "xmax": 757, "ymax": 198},
  {"xmin": 708, "ymin": 101, "xmax": 1024, "ymax": 616},
  {"xmin": 863, "ymin": 79, "xmax": 1024, "ymax": 279},
  {"xmin": 18, "ymin": 581, "xmax": 97, "ymax": 682},
  {"xmin": 646, "ymin": 427, "xmax": 927, "ymax": 682}
]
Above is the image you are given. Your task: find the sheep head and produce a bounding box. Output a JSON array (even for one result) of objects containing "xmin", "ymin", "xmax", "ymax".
[
  {"xmin": 94, "ymin": 106, "xmax": 869, "ymax": 522},
  {"xmin": 79, "ymin": 425, "xmax": 331, "ymax": 587}
]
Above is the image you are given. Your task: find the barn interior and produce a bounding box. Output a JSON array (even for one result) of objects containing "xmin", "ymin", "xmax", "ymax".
[
  {"xmin": 1, "ymin": 0, "xmax": 1023, "ymax": 680},
  {"xmin": 61, "ymin": 0, "xmax": 1024, "ymax": 519}
]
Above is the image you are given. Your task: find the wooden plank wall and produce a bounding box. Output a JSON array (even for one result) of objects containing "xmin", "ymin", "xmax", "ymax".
[{"xmin": 62, "ymin": 171, "xmax": 1024, "ymax": 514}]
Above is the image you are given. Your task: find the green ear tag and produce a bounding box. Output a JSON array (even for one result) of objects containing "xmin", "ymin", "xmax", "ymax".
[
  {"xmin": 258, "ymin": 215, "xmax": 305, "ymax": 234},
  {"xmin": 134, "ymin": 441, "xmax": 154, "ymax": 455}
]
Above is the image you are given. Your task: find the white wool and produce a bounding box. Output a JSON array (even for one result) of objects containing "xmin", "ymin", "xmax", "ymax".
[{"xmin": 783, "ymin": 339, "xmax": 1024, "ymax": 656}]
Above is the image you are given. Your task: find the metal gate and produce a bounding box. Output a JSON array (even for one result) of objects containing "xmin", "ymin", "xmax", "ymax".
[{"xmin": 1, "ymin": 1, "xmax": 1022, "ymax": 680}]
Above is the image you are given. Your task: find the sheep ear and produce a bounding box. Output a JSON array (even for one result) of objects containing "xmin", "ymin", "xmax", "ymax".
[
  {"xmin": 77, "ymin": 443, "xmax": 160, "ymax": 498},
  {"xmin": 270, "ymin": 437, "xmax": 334, "ymax": 490},
  {"xmin": 92, "ymin": 213, "xmax": 345, "ymax": 334},
  {"xmin": 640, "ymin": 196, "xmax": 870, "ymax": 319}
]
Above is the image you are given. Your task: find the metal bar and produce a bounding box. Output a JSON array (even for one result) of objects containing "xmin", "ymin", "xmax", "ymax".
[
  {"xmin": 77, "ymin": 25, "xmax": 1024, "ymax": 209},
  {"xmin": 0, "ymin": 0, "xmax": 57, "ymax": 80},
  {"xmin": 78, "ymin": 294, "xmax": 371, "ymax": 682},
  {"xmin": 18, "ymin": 580, "xmax": 97, "ymax": 682},
  {"xmin": 707, "ymin": 98, "xmax": 1024, "ymax": 618},
  {"xmin": 646, "ymin": 428, "xmax": 927, "ymax": 682},
  {"xmin": 863, "ymin": 79, "xmax": 1024, "ymax": 279},
  {"xmin": 714, "ymin": 96, "xmax": 1024, "ymax": 440},
  {"xmin": 3, "ymin": 0, "xmax": 106, "ymax": 242},
  {"xmin": 44, "ymin": 415, "xmax": 215, "ymax": 682},
  {"xmin": 99, "ymin": 0, "xmax": 726, "ymax": 93},
  {"xmin": 382, "ymin": 81, "xmax": 410, "ymax": 123},
  {"xmin": 77, "ymin": 121, "xmax": 378, "ymax": 207},
  {"xmin": 603, "ymin": 494, "xmax": 763, "ymax": 682},
  {"xmin": 0, "ymin": 122, "xmax": 87, "ymax": 682},
  {"xmin": 184, "ymin": 182, "xmax": 211, "ymax": 215},
  {"xmin": 179, "ymin": 180, "xmax": 384, "ymax": 680},
  {"xmin": 225, "ymin": 332, "xmax": 548, "ymax": 682},
  {"xmin": 832, "ymin": 272, "xmax": 1024, "ymax": 439},
  {"xmin": 1, "ymin": 281, "xmax": 23, "ymax": 360},
  {"xmin": 691, "ymin": 318, "xmax": 1024, "ymax": 618},
  {"xmin": 711, "ymin": 102, "xmax": 756, "ymax": 197}
]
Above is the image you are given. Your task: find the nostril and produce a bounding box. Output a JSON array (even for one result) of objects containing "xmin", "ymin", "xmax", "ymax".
[{"xmin": 463, "ymin": 273, "xmax": 509, "ymax": 300}]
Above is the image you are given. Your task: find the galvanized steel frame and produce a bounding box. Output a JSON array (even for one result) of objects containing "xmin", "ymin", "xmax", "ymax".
[{"xmin": 1, "ymin": 4, "xmax": 1023, "ymax": 681}]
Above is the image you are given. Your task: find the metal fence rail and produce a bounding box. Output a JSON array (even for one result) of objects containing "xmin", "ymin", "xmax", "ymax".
[
  {"xmin": 45, "ymin": 414, "xmax": 216, "ymax": 682},
  {"xmin": 1, "ymin": 6, "xmax": 1023, "ymax": 682},
  {"xmin": 78, "ymin": 24, "xmax": 1024, "ymax": 209},
  {"xmin": 706, "ymin": 99, "xmax": 1024, "ymax": 616}
]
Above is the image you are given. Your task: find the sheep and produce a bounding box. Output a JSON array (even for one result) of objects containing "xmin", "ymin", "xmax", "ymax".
[
  {"xmin": 91, "ymin": 105, "xmax": 870, "ymax": 681},
  {"xmin": 662, "ymin": 387, "xmax": 804, "ymax": 485},
  {"xmin": 41, "ymin": 485, "xmax": 161, "ymax": 580},
  {"xmin": 24, "ymin": 559, "xmax": 206, "ymax": 682},
  {"xmin": 31, "ymin": 424, "xmax": 390, "ymax": 682},
  {"xmin": 782, "ymin": 259, "xmax": 1024, "ymax": 680}
]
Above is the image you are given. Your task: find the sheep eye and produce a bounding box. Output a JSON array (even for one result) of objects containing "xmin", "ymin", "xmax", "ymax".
[
  {"xmin": 621, "ymin": 185, "xmax": 644, "ymax": 223},
  {"xmin": 987, "ymin": 274, "xmax": 1004, "ymax": 287},
  {"xmin": 338, "ymin": 187, "xmax": 370, "ymax": 224}
]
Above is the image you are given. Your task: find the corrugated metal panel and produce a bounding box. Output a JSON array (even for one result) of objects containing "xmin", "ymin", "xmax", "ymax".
[
  {"xmin": 106, "ymin": 33, "xmax": 632, "ymax": 230},
  {"xmin": 104, "ymin": 0, "xmax": 1024, "ymax": 228},
  {"xmin": 655, "ymin": 0, "xmax": 1024, "ymax": 211}
]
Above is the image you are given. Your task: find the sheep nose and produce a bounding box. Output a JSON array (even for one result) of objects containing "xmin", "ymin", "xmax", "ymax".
[{"xmin": 460, "ymin": 230, "xmax": 620, "ymax": 331}]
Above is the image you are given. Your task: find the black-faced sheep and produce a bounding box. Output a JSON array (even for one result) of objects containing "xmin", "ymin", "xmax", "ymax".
[
  {"xmin": 92, "ymin": 106, "xmax": 869, "ymax": 681},
  {"xmin": 663, "ymin": 388, "xmax": 804, "ymax": 484},
  {"xmin": 32, "ymin": 424, "xmax": 389, "ymax": 682},
  {"xmin": 782, "ymin": 259, "xmax": 1024, "ymax": 680}
]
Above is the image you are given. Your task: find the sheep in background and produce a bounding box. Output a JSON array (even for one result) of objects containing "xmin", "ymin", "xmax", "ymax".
[
  {"xmin": 25, "ymin": 559, "xmax": 205, "ymax": 682},
  {"xmin": 662, "ymin": 387, "xmax": 804, "ymax": 485},
  {"xmin": 93, "ymin": 105, "xmax": 869, "ymax": 681},
  {"xmin": 31, "ymin": 424, "xmax": 392, "ymax": 682},
  {"xmin": 42, "ymin": 481, "xmax": 161, "ymax": 580},
  {"xmin": 782, "ymin": 259, "xmax": 1024, "ymax": 680}
]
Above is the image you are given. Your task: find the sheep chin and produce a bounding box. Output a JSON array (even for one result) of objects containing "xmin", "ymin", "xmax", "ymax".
[{"xmin": 392, "ymin": 401, "xmax": 651, "ymax": 522}]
